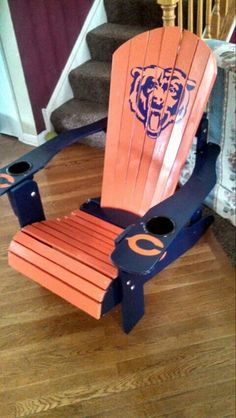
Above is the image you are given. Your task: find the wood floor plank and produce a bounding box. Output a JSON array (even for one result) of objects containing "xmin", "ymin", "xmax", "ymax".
[{"xmin": 0, "ymin": 136, "xmax": 235, "ymax": 418}]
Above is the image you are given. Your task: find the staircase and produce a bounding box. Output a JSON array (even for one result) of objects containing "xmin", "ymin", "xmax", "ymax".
[{"xmin": 51, "ymin": 0, "xmax": 163, "ymax": 147}]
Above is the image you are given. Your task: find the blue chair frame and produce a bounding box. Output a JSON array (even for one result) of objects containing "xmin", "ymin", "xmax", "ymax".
[{"xmin": 0, "ymin": 114, "xmax": 220, "ymax": 332}]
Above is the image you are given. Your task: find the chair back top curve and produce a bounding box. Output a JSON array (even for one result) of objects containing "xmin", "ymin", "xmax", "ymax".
[{"xmin": 101, "ymin": 27, "xmax": 217, "ymax": 216}]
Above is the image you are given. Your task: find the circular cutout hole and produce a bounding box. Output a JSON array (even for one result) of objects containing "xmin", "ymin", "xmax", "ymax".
[
  {"xmin": 145, "ymin": 216, "xmax": 175, "ymax": 236},
  {"xmin": 7, "ymin": 161, "xmax": 32, "ymax": 176}
]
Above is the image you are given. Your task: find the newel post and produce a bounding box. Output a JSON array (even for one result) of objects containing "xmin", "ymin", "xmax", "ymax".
[{"xmin": 157, "ymin": 0, "xmax": 179, "ymax": 27}]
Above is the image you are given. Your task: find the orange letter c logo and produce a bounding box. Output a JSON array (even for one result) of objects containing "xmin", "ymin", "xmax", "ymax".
[
  {"xmin": 127, "ymin": 234, "xmax": 164, "ymax": 256},
  {"xmin": 0, "ymin": 173, "xmax": 15, "ymax": 189}
]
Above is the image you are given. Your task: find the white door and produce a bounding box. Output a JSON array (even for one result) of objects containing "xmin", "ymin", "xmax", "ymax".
[{"xmin": 0, "ymin": 39, "xmax": 21, "ymax": 138}]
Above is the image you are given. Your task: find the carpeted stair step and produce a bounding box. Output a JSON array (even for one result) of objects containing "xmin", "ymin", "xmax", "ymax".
[
  {"xmin": 104, "ymin": 0, "xmax": 163, "ymax": 28},
  {"xmin": 51, "ymin": 1, "xmax": 164, "ymax": 147},
  {"xmin": 69, "ymin": 60, "xmax": 111, "ymax": 105},
  {"xmin": 86, "ymin": 23, "xmax": 149, "ymax": 62},
  {"xmin": 51, "ymin": 99, "xmax": 107, "ymax": 147}
]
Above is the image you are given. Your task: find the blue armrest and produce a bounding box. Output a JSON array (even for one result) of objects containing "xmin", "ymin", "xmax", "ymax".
[
  {"xmin": 111, "ymin": 142, "xmax": 220, "ymax": 275},
  {"xmin": 0, "ymin": 118, "xmax": 107, "ymax": 197}
]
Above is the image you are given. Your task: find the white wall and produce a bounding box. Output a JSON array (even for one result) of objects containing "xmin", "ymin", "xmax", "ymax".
[
  {"xmin": 0, "ymin": 39, "xmax": 22, "ymax": 139},
  {"xmin": 0, "ymin": 0, "xmax": 38, "ymax": 143}
]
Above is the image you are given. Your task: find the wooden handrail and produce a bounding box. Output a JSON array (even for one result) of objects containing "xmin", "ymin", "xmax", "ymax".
[{"xmin": 157, "ymin": 0, "xmax": 235, "ymax": 40}]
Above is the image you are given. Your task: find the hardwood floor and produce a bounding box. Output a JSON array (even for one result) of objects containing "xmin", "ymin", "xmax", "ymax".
[{"xmin": 0, "ymin": 136, "xmax": 235, "ymax": 418}]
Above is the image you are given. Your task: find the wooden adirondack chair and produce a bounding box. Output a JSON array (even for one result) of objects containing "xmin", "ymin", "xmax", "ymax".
[{"xmin": 0, "ymin": 27, "xmax": 220, "ymax": 333}]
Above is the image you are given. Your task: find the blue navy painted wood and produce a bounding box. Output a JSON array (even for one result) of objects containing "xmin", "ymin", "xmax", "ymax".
[
  {"xmin": 81, "ymin": 198, "xmax": 140, "ymax": 228},
  {"xmin": 102, "ymin": 278, "xmax": 122, "ymax": 315},
  {"xmin": 0, "ymin": 118, "xmax": 107, "ymax": 197},
  {"xmin": 196, "ymin": 112, "xmax": 208, "ymax": 152},
  {"xmin": 111, "ymin": 142, "xmax": 220, "ymax": 275},
  {"xmin": 120, "ymin": 272, "xmax": 145, "ymax": 333},
  {"xmin": 0, "ymin": 118, "xmax": 107, "ymax": 227},
  {"xmin": 8, "ymin": 179, "xmax": 45, "ymax": 227},
  {"xmin": 100, "ymin": 210, "xmax": 214, "ymax": 333},
  {"xmin": 0, "ymin": 114, "xmax": 220, "ymax": 333}
]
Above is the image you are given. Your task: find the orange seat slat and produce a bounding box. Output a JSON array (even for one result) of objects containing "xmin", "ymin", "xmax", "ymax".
[
  {"xmin": 59, "ymin": 218, "xmax": 114, "ymax": 245},
  {"xmin": 23, "ymin": 225, "xmax": 117, "ymax": 278},
  {"xmin": 12, "ymin": 231, "xmax": 112, "ymax": 290},
  {"xmin": 10, "ymin": 241, "xmax": 105, "ymax": 302},
  {"xmin": 72, "ymin": 209, "xmax": 123, "ymax": 235},
  {"xmin": 8, "ymin": 252, "xmax": 102, "ymax": 319},
  {"xmin": 42, "ymin": 220, "xmax": 113, "ymax": 253},
  {"xmin": 66, "ymin": 215, "xmax": 117, "ymax": 241},
  {"xmin": 30, "ymin": 222, "xmax": 111, "ymax": 264}
]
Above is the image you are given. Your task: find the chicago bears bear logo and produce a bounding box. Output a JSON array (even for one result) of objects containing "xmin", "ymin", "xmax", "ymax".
[{"xmin": 129, "ymin": 65, "xmax": 196, "ymax": 139}]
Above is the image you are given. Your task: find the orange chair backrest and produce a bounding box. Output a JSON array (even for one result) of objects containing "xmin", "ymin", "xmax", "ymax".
[{"xmin": 101, "ymin": 27, "xmax": 216, "ymax": 216}]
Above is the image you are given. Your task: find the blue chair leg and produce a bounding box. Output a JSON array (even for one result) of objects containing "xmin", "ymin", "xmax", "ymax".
[
  {"xmin": 8, "ymin": 179, "xmax": 45, "ymax": 227},
  {"xmin": 120, "ymin": 271, "xmax": 145, "ymax": 333}
]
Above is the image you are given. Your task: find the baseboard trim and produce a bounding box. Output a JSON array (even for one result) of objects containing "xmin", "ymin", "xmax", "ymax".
[{"xmin": 18, "ymin": 129, "xmax": 47, "ymax": 146}]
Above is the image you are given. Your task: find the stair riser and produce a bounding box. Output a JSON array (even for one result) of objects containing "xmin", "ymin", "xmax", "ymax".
[
  {"xmin": 104, "ymin": 0, "xmax": 163, "ymax": 28},
  {"xmin": 50, "ymin": 99, "xmax": 107, "ymax": 148},
  {"xmin": 86, "ymin": 33, "xmax": 128, "ymax": 62},
  {"xmin": 69, "ymin": 74, "xmax": 110, "ymax": 105},
  {"xmin": 104, "ymin": 0, "xmax": 143, "ymax": 26}
]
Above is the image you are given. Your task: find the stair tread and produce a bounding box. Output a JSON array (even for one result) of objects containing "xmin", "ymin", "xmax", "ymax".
[
  {"xmin": 70, "ymin": 60, "xmax": 112, "ymax": 81},
  {"xmin": 51, "ymin": 20, "xmax": 152, "ymax": 144},
  {"xmin": 87, "ymin": 23, "xmax": 150, "ymax": 62},
  {"xmin": 88, "ymin": 22, "xmax": 149, "ymax": 41},
  {"xmin": 51, "ymin": 99, "xmax": 108, "ymax": 133}
]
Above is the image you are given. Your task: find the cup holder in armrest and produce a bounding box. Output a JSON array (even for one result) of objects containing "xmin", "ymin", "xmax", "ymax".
[
  {"xmin": 145, "ymin": 216, "xmax": 175, "ymax": 236},
  {"xmin": 7, "ymin": 161, "xmax": 32, "ymax": 176}
]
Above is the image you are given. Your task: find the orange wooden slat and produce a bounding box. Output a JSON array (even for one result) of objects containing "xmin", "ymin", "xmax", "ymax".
[
  {"xmin": 150, "ymin": 37, "xmax": 213, "ymax": 206},
  {"xmin": 126, "ymin": 27, "xmax": 184, "ymax": 214},
  {"xmin": 100, "ymin": 39, "xmax": 132, "ymax": 210},
  {"xmin": 13, "ymin": 231, "xmax": 112, "ymax": 289},
  {"xmin": 23, "ymin": 225, "xmax": 117, "ymax": 278},
  {"xmin": 122, "ymin": 28, "xmax": 165, "ymax": 212},
  {"xmin": 71, "ymin": 210, "xmax": 123, "ymax": 235},
  {"xmin": 43, "ymin": 220, "xmax": 113, "ymax": 253},
  {"xmin": 67, "ymin": 215, "xmax": 117, "ymax": 240},
  {"xmin": 10, "ymin": 241, "xmax": 105, "ymax": 302},
  {"xmin": 38, "ymin": 221, "xmax": 112, "ymax": 257},
  {"xmin": 8, "ymin": 252, "xmax": 102, "ymax": 319},
  {"xmin": 162, "ymin": 44, "xmax": 216, "ymax": 200},
  {"xmin": 100, "ymin": 28, "xmax": 215, "ymax": 218},
  {"xmin": 139, "ymin": 30, "xmax": 200, "ymax": 214},
  {"xmin": 62, "ymin": 218, "xmax": 115, "ymax": 245},
  {"xmin": 110, "ymin": 30, "xmax": 151, "ymax": 209}
]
